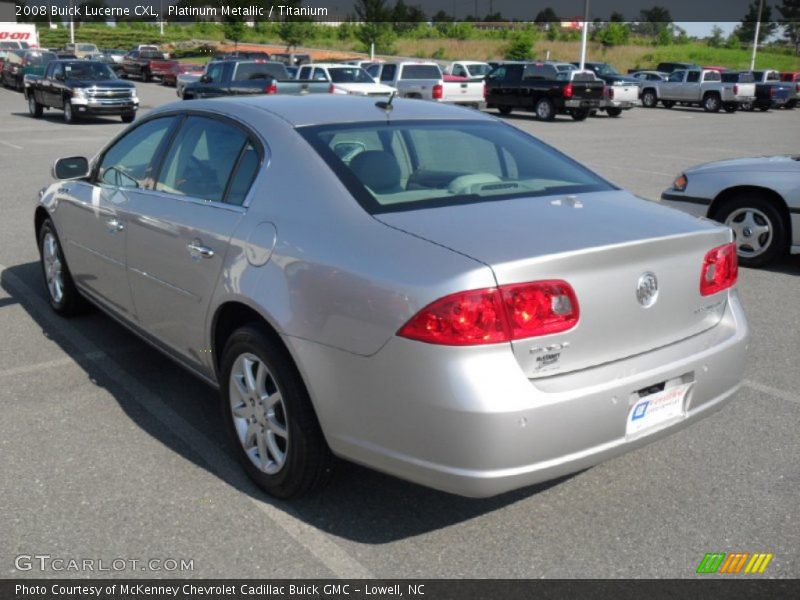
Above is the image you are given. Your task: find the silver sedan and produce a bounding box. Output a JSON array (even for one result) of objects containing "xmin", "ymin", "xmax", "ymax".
[
  {"xmin": 36, "ymin": 96, "xmax": 748, "ymax": 498},
  {"xmin": 661, "ymin": 155, "xmax": 800, "ymax": 267}
]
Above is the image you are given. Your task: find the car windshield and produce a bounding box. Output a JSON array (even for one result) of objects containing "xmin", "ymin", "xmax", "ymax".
[
  {"xmin": 25, "ymin": 52, "xmax": 56, "ymax": 65},
  {"xmin": 300, "ymin": 120, "xmax": 613, "ymax": 214},
  {"xmin": 595, "ymin": 64, "xmax": 620, "ymax": 76},
  {"xmin": 64, "ymin": 62, "xmax": 116, "ymax": 80},
  {"xmin": 329, "ymin": 67, "xmax": 374, "ymax": 83},
  {"xmin": 77, "ymin": 44, "xmax": 96, "ymax": 52}
]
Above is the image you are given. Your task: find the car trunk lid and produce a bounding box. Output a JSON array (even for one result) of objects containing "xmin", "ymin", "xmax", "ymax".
[{"xmin": 377, "ymin": 190, "xmax": 733, "ymax": 377}]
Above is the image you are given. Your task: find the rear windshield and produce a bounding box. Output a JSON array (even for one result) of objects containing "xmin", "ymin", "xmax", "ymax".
[
  {"xmin": 299, "ymin": 120, "xmax": 613, "ymax": 214},
  {"xmin": 233, "ymin": 62, "xmax": 287, "ymax": 81},
  {"xmin": 400, "ymin": 65, "xmax": 441, "ymax": 79},
  {"xmin": 329, "ymin": 67, "xmax": 374, "ymax": 83},
  {"xmin": 77, "ymin": 44, "xmax": 96, "ymax": 52},
  {"xmin": 468, "ymin": 64, "xmax": 492, "ymax": 76}
]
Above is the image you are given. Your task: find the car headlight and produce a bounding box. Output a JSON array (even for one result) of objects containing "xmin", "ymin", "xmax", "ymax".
[
  {"xmin": 672, "ymin": 173, "xmax": 688, "ymax": 191},
  {"xmin": 130, "ymin": 88, "xmax": 137, "ymax": 98},
  {"xmin": 73, "ymin": 88, "xmax": 86, "ymax": 97}
]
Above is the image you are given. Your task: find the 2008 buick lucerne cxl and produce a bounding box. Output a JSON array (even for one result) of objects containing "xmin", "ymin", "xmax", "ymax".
[{"xmin": 35, "ymin": 96, "xmax": 748, "ymax": 498}]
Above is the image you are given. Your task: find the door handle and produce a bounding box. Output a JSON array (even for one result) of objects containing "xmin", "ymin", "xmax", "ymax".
[
  {"xmin": 107, "ymin": 218, "xmax": 124, "ymax": 233},
  {"xmin": 187, "ymin": 241, "xmax": 214, "ymax": 259}
]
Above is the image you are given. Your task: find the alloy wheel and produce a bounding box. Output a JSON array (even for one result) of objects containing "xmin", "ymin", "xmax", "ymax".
[
  {"xmin": 725, "ymin": 207, "xmax": 773, "ymax": 259},
  {"xmin": 42, "ymin": 232, "xmax": 64, "ymax": 304}
]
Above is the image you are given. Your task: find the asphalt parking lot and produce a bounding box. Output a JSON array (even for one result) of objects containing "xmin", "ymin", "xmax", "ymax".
[{"xmin": 0, "ymin": 80, "xmax": 798, "ymax": 579}]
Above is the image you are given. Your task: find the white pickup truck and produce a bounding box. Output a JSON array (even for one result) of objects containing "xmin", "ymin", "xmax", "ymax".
[
  {"xmin": 366, "ymin": 61, "xmax": 485, "ymax": 109},
  {"xmin": 640, "ymin": 68, "xmax": 756, "ymax": 113},
  {"xmin": 443, "ymin": 61, "xmax": 493, "ymax": 80}
]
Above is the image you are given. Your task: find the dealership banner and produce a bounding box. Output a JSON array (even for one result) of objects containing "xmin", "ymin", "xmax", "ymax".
[
  {"xmin": 5, "ymin": 0, "xmax": 800, "ymax": 23},
  {"xmin": 4, "ymin": 579, "xmax": 800, "ymax": 600}
]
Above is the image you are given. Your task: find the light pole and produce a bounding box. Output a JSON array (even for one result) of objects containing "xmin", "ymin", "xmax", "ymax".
[
  {"xmin": 578, "ymin": 0, "xmax": 590, "ymax": 70},
  {"xmin": 750, "ymin": 0, "xmax": 765, "ymax": 71},
  {"xmin": 69, "ymin": 0, "xmax": 75, "ymax": 45},
  {"xmin": 160, "ymin": 0, "xmax": 165, "ymax": 36}
]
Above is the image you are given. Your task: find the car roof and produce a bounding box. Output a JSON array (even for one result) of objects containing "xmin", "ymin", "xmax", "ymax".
[
  {"xmin": 302, "ymin": 63, "xmax": 366, "ymax": 69},
  {"xmin": 150, "ymin": 95, "xmax": 495, "ymax": 128}
]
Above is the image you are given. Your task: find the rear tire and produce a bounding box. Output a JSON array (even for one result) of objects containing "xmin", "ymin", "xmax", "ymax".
[
  {"xmin": 723, "ymin": 102, "xmax": 737, "ymax": 113},
  {"xmin": 38, "ymin": 218, "xmax": 89, "ymax": 316},
  {"xmin": 605, "ymin": 107, "xmax": 622, "ymax": 117},
  {"xmin": 786, "ymin": 99, "xmax": 796, "ymax": 109},
  {"xmin": 142, "ymin": 69, "xmax": 151, "ymax": 83},
  {"xmin": 758, "ymin": 104, "xmax": 770, "ymax": 112},
  {"xmin": 220, "ymin": 326, "xmax": 335, "ymax": 499},
  {"xmin": 570, "ymin": 108, "xmax": 590, "ymax": 121},
  {"xmin": 641, "ymin": 89, "xmax": 657, "ymax": 108},
  {"xmin": 703, "ymin": 93, "xmax": 721, "ymax": 113},
  {"xmin": 741, "ymin": 101, "xmax": 754, "ymax": 112},
  {"xmin": 534, "ymin": 98, "xmax": 555, "ymax": 121},
  {"xmin": 662, "ymin": 100, "xmax": 675, "ymax": 109},
  {"xmin": 121, "ymin": 113, "xmax": 135, "ymax": 123},
  {"xmin": 713, "ymin": 193, "xmax": 788, "ymax": 268},
  {"xmin": 497, "ymin": 106, "xmax": 512, "ymax": 115}
]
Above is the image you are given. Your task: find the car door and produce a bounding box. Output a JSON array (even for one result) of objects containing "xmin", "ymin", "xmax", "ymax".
[
  {"xmin": 123, "ymin": 115, "xmax": 259, "ymax": 365},
  {"xmin": 661, "ymin": 70, "xmax": 685, "ymax": 100},
  {"xmin": 683, "ymin": 70, "xmax": 701, "ymax": 101},
  {"xmin": 54, "ymin": 116, "xmax": 178, "ymax": 319},
  {"xmin": 194, "ymin": 60, "xmax": 228, "ymax": 97}
]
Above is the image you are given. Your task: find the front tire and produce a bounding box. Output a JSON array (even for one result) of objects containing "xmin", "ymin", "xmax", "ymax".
[
  {"xmin": 220, "ymin": 326, "xmax": 334, "ymax": 498},
  {"xmin": 38, "ymin": 218, "xmax": 88, "ymax": 316},
  {"xmin": 534, "ymin": 98, "xmax": 555, "ymax": 121},
  {"xmin": 142, "ymin": 69, "xmax": 151, "ymax": 83},
  {"xmin": 28, "ymin": 94, "xmax": 43, "ymax": 118},
  {"xmin": 714, "ymin": 194, "xmax": 788, "ymax": 267},
  {"xmin": 497, "ymin": 106, "xmax": 512, "ymax": 115},
  {"xmin": 570, "ymin": 108, "xmax": 590, "ymax": 121},
  {"xmin": 63, "ymin": 100, "xmax": 78, "ymax": 124},
  {"xmin": 606, "ymin": 107, "xmax": 622, "ymax": 117}
]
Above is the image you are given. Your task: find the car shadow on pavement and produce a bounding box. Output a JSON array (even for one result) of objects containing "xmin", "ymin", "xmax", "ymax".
[
  {"xmin": 2, "ymin": 260, "xmax": 571, "ymax": 545},
  {"xmin": 492, "ymin": 112, "xmax": 594, "ymax": 124}
]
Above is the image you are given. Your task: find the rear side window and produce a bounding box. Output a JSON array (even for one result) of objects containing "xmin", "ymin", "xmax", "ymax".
[
  {"xmin": 99, "ymin": 117, "xmax": 176, "ymax": 188},
  {"xmin": 155, "ymin": 116, "xmax": 255, "ymax": 204},
  {"xmin": 400, "ymin": 65, "xmax": 441, "ymax": 79},
  {"xmin": 703, "ymin": 71, "xmax": 720, "ymax": 82},
  {"xmin": 668, "ymin": 71, "xmax": 684, "ymax": 82},
  {"xmin": 766, "ymin": 71, "xmax": 779, "ymax": 81},
  {"xmin": 298, "ymin": 66, "xmax": 312, "ymax": 79},
  {"xmin": 225, "ymin": 143, "xmax": 260, "ymax": 206}
]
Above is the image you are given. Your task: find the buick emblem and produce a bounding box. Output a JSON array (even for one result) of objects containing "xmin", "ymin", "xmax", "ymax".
[{"xmin": 636, "ymin": 272, "xmax": 659, "ymax": 308}]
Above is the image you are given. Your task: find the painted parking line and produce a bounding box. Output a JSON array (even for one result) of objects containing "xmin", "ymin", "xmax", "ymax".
[
  {"xmin": 0, "ymin": 140, "xmax": 23, "ymax": 150},
  {"xmin": 0, "ymin": 264, "xmax": 374, "ymax": 579},
  {"xmin": 744, "ymin": 379, "xmax": 800, "ymax": 406}
]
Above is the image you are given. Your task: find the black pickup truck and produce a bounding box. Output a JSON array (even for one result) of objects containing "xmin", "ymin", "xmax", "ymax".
[
  {"xmin": 183, "ymin": 60, "xmax": 329, "ymax": 100},
  {"xmin": 485, "ymin": 62, "xmax": 605, "ymax": 121},
  {"xmin": 25, "ymin": 60, "xmax": 138, "ymax": 124}
]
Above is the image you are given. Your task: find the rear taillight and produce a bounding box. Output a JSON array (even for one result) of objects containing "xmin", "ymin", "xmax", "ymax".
[
  {"xmin": 432, "ymin": 83, "xmax": 443, "ymax": 99},
  {"xmin": 563, "ymin": 83, "xmax": 573, "ymax": 98},
  {"xmin": 483, "ymin": 82, "xmax": 487, "ymax": 99},
  {"xmin": 607, "ymin": 86, "xmax": 614, "ymax": 100},
  {"xmin": 328, "ymin": 83, "xmax": 336, "ymax": 93},
  {"xmin": 264, "ymin": 81, "xmax": 277, "ymax": 94},
  {"xmin": 769, "ymin": 86, "xmax": 776, "ymax": 97},
  {"xmin": 397, "ymin": 280, "xmax": 579, "ymax": 346},
  {"xmin": 700, "ymin": 243, "xmax": 738, "ymax": 296},
  {"xmin": 733, "ymin": 84, "xmax": 739, "ymax": 94}
]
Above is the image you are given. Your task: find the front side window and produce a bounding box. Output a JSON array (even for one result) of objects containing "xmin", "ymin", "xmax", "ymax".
[
  {"xmin": 311, "ymin": 68, "xmax": 328, "ymax": 81},
  {"xmin": 328, "ymin": 67, "xmax": 374, "ymax": 83},
  {"xmin": 379, "ymin": 64, "xmax": 396, "ymax": 82},
  {"xmin": 300, "ymin": 120, "xmax": 613, "ymax": 214},
  {"xmin": 298, "ymin": 66, "xmax": 312, "ymax": 79},
  {"xmin": 205, "ymin": 62, "xmax": 224, "ymax": 83},
  {"xmin": 155, "ymin": 116, "xmax": 252, "ymax": 203},
  {"xmin": 686, "ymin": 71, "xmax": 700, "ymax": 83},
  {"xmin": 98, "ymin": 117, "xmax": 176, "ymax": 188},
  {"xmin": 668, "ymin": 71, "xmax": 684, "ymax": 82}
]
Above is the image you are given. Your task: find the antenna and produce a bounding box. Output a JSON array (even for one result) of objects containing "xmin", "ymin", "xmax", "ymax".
[{"xmin": 375, "ymin": 91, "xmax": 396, "ymax": 112}]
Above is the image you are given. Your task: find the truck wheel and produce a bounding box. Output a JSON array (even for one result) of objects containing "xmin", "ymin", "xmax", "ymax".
[
  {"xmin": 723, "ymin": 102, "xmax": 737, "ymax": 113},
  {"xmin": 63, "ymin": 100, "xmax": 78, "ymax": 124},
  {"xmin": 220, "ymin": 325, "xmax": 335, "ymax": 498},
  {"xmin": 714, "ymin": 194, "xmax": 787, "ymax": 268},
  {"xmin": 28, "ymin": 94, "xmax": 43, "ymax": 118},
  {"xmin": 570, "ymin": 108, "xmax": 590, "ymax": 121},
  {"xmin": 498, "ymin": 106, "xmax": 512, "ymax": 115},
  {"xmin": 121, "ymin": 113, "xmax": 135, "ymax": 123},
  {"xmin": 786, "ymin": 100, "xmax": 796, "ymax": 109},
  {"xmin": 661, "ymin": 100, "xmax": 675, "ymax": 109},
  {"xmin": 758, "ymin": 104, "xmax": 770, "ymax": 112},
  {"xmin": 534, "ymin": 98, "xmax": 555, "ymax": 121},
  {"xmin": 740, "ymin": 101, "xmax": 753, "ymax": 112},
  {"xmin": 641, "ymin": 89, "xmax": 657, "ymax": 108},
  {"xmin": 703, "ymin": 93, "xmax": 721, "ymax": 113},
  {"xmin": 606, "ymin": 107, "xmax": 622, "ymax": 117},
  {"xmin": 142, "ymin": 69, "xmax": 151, "ymax": 83}
]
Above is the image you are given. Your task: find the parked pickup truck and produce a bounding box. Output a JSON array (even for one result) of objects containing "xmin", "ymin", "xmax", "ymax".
[
  {"xmin": 296, "ymin": 63, "xmax": 395, "ymax": 96},
  {"xmin": 25, "ymin": 60, "xmax": 137, "ymax": 124},
  {"xmin": 742, "ymin": 70, "xmax": 795, "ymax": 111},
  {"xmin": 640, "ymin": 68, "xmax": 755, "ymax": 112},
  {"xmin": 485, "ymin": 61, "xmax": 604, "ymax": 121},
  {"xmin": 183, "ymin": 60, "xmax": 330, "ymax": 100},
  {"xmin": 121, "ymin": 50, "xmax": 177, "ymax": 82},
  {"xmin": 780, "ymin": 71, "xmax": 800, "ymax": 108},
  {"xmin": 443, "ymin": 61, "xmax": 493, "ymax": 79},
  {"xmin": 574, "ymin": 61, "xmax": 639, "ymax": 117},
  {"xmin": 366, "ymin": 61, "xmax": 485, "ymax": 108}
]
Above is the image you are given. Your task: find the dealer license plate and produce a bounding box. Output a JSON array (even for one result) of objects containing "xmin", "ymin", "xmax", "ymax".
[{"xmin": 626, "ymin": 383, "xmax": 690, "ymax": 436}]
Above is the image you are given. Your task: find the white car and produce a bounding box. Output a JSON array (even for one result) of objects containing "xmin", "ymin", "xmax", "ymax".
[
  {"xmin": 296, "ymin": 63, "xmax": 396, "ymax": 96},
  {"xmin": 661, "ymin": 155, "xmax": 800, "ymax": 266},
  {"xmin": 444, "ymin": 61, "xmax": 493, "ymax": 79}
]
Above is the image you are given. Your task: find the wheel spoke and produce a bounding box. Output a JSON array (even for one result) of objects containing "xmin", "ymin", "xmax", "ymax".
[
  {"xmin": 263, "ymin": 390, "xmax": 282, "ymax": 410},
  {"xmin": 266, "ymin": 431, "xmax": 286, "ymax": 467},
  {"xmin": 243, "ymin": 358, "xmax": 257, "ymax": 394},
  {"xmin": 267, "ymin": 415, "xmax": 288, "ymax": 439},
  {"xmin": 231, "ymin": 402, "xmax": 253, "ymax": 420},
  {"xmin": 256, "ymin": 429, "xmax": 269, "ymax": 470},
  {"xmin": 244, "ymin": 421, "xmax": 259, "ymax": 448},
  {"xmin": 232, "ymin": 373, "xmax": 249, "ymax": 403}
]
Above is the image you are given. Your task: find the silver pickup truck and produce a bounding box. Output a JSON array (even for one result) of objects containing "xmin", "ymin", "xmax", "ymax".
[
  {"xmin": 640, "ymin": 68, "xmax": 755, "ymax": 113},
  {"xmin": 366, "ymin": 61, "xmax": 485, "ymax": 108}
]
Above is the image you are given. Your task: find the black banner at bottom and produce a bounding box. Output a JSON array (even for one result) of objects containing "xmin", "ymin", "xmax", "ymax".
[{"xmin": 3, "ymin": 579, "xmax": 800, "ymax": 600}]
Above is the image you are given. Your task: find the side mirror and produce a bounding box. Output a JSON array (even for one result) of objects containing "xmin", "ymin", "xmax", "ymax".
[
  {"xmin": 53, "ymin": 73, "xmax": 64, "ymax": 81},
  {"xmin": 200, "ymin": 75, "xmax": 211, "ymax": 83},
  {"xmin": 52, "ymin": 156, "xmax": 89, "ymax": 180}
]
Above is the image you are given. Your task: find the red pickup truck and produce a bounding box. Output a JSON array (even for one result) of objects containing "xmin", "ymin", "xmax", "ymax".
[{"xmin": 121, "ymin": 50, "xmax": 176, "ymax": 82}]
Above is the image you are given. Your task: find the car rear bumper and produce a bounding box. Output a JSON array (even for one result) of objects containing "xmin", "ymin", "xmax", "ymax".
[
  {"xmin": 291, "ymin": 290, "xmax": 748, "ymax": 497},
  {"xmin": 564, "ymin": 99, "xmax": 602, "ymax": 109},
  {"xmin": 601, "ymin": 99, "xmax": 635, "ymax": 109}
]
